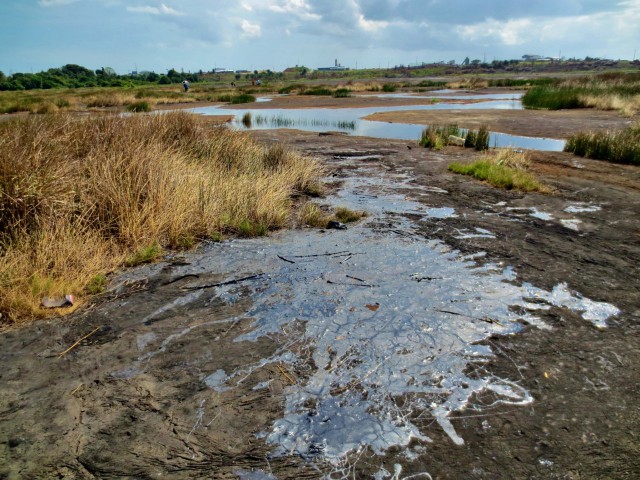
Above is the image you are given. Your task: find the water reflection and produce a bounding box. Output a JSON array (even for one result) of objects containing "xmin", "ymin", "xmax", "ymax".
[{"xmin": 189, "ymin": 95, "xmax": 565, "ymax": 151}]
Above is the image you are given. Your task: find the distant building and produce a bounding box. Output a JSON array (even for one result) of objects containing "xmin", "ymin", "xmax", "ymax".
[
  {"xmin": 522, "ymin": 54, "xmax": 548, "ymax": 62},
  {"xmin": 317, "ymin": 58, "xmax": 349, "ymax": 71},
  {"xmin": 213, "ymin": 68, "xmax": 234, "ymax": 74}
]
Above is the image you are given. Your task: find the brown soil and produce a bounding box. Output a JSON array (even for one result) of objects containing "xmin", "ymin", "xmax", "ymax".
[{"xmin": 1, "ymin": 93, "xmax": 639, "ymax": 479}]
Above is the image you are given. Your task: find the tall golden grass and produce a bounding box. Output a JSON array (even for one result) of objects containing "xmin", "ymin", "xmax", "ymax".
[{"xmin": 0, "ymin": 111, "xmax": 324, "ymax": 323}]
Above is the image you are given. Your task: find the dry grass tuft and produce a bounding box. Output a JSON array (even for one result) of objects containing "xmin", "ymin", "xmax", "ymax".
[
  {"xmin": 447, "ymin": 77, "xmax": 488, "ymax": 90},
  {"xmin": 0, "ymin": 111, "xmax": 324, "ymax": 323},
  {"xmin": 299, "ymin": 203, "xmax": 367, "ymax": 228}
]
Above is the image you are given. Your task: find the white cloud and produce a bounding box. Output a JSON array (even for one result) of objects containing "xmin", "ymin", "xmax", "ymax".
[
  {"xmin": 357, "ymin": 14, "xmax": 388, "ymax": 32},
  {"xmin": 127, "ymin": 3, "xmax": 183, "ymax": 16},
  {"xmin": 241, "ymin": 19, "xmax": 262, "ymax": 37},
  {"xmin": 38, "ymin": 0, "xmax": 78, "ymax": 6},
  {"xmin": 267, "ymin": 0, "xmax": 321, "ymax": 20},
  {"xmin": 457, "ymin": 18, "xmax": 534, "ymax": 46}
]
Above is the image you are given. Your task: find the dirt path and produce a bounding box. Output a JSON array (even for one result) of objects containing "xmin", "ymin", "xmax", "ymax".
[{"xmin": 1, "ymin": 109, "xmax": 639, "ymax": 479}]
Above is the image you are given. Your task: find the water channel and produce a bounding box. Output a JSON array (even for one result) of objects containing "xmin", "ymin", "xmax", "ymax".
[{"xmin": 189, "ymin": 92, "xmax": 566, "ymax": 151}]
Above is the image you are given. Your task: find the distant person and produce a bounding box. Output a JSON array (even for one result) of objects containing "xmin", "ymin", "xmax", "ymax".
[{"xmin": 182, "ymin": 80, "xmax": 190, "ymax": 92}]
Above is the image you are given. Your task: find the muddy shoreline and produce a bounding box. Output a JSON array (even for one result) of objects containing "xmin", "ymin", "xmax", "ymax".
[{"xmin": 1, "ymin": 96, "xmax": 639, "ymax": 479}]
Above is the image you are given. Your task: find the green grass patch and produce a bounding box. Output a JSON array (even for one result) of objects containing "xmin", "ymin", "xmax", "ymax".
[
  {"xmin": 333, "ymin": 88, "xmax": 351, "ymax": 98},
  {"xmin": 216, "ymin": 93, "xmax": 256, "ymax": 104},
  {"xmin": 233, "ymin": 219, "xmax": 269, "ymax": 237},
  {"xmin": 448, "ymin": 160, "xmax": 547, "ymax": 192},
  {"xmin": 415, "ymin": 80, "xmax": 447, "ymax": 88},
  {"xmin": 230, "ymin": 93, "xmax": 256, "ymax": 104},
  {"xmin": 382, "ymin": 83, "xmax": 397, "ymax": 92},
  {"xmin": 302, "ymin": 87, "xmax": 333, "ymax": 96},
  {"xmin": 522, "ymin": 86, "xmax": 583, "ymax": 109},
  {"xmin": 126, "ymin": 100, "xmax": 151, "ymax": 112},
  {"xmin": 85, "ymin": 274, "xmax": 107, "ymax": 295},
  {"xmin": 125, "ymin": 242, "xmax": 162, "ymax": 267}
]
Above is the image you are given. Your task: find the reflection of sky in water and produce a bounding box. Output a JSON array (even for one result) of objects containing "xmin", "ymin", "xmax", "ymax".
[
  {"xmin": 189, "ymin": 96, "xmax": 565, "ymax": 151},
  {"xmin": 118, "ymin": 165, "xmax": 618, "ymax": 466},
  {"xmin": 197, "ymin": 222, "xmax": 616, "ymax": 461}
]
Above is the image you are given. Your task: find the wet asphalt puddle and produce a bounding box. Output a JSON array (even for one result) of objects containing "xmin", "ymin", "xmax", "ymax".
[{"xmin": 115, "ymin": 156, "xmax": 619, "ymax": 477}]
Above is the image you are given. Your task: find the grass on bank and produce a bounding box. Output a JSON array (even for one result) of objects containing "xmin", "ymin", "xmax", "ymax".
[
  {"xmin": 0, "ymin": 111, "xmax": 324, "ymax": 324},
  {"xmin": 448, "ymin": 148, "xmax": 549, "ymax": 192},
  {"xmin": 564, "ymin": 122, "xmax": 640, "ymax": 165},
  {"xmin": 522, "ymin": 72, "xmax": 640, "ymax": 115}
]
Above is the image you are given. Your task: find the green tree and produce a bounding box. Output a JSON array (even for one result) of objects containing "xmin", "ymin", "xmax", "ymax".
[
  {"xmin": 61, "ymin": 64, "xmax": 95, "ymax": 79},
  {"xmin": 167, "ymin": 68, "xmax": 180, "ymax": 81}
]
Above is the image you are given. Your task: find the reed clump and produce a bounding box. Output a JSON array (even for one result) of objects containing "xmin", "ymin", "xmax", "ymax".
[
  {"xmin": 448, "ymin": 148, "xmax": 549, "ymax": 193},
  {"xmin": 420, "ymin": 124, "xmax": 489, "ymax": 150},
  {"xmin": 523, "ymin": 72, "xmax": 640, "ymax": 115},
  {"xmin": 564, "ymin": 122, "xmax": 640, "ymax": 165},
  {"xmin": 0, "ymin": 111, "xmax": 324, "ymax": 323}
]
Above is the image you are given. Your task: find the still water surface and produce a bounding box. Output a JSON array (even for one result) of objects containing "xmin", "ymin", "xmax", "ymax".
[{"xmin": 189, "ymin": 93, "xmax": 566, "ymax": 151}]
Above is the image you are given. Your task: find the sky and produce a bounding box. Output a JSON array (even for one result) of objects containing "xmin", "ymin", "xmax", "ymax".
[{"xmin": 1, "ymin": 0, "xmax": 639, "ymax": 75}]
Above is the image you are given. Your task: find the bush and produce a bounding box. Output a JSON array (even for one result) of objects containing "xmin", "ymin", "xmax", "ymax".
[{"xmin": 382, "ymin": 83, "xmax": 397, "ymax": 92}]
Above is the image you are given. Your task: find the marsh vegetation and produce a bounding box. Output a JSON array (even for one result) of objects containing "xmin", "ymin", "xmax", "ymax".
[
  {"xmin": 0, "ymin": 112, "xmax": 323, "ymax": 323},
  {"xmin": 420, "ymin": 124, "xmax": 490, "ymax": 150},
  {"xmin": 523, "ymin": 72, "xmax": 640, "ymax": 116},
  {"xmin": 564, "ymin": 122, "xmax": 640, "ymax": 165}
]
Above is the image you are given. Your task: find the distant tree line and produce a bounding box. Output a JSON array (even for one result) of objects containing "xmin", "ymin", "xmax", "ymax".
[{"xmin": 0, "ymin": 64, "xmax": 200, "ymax": 91}]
